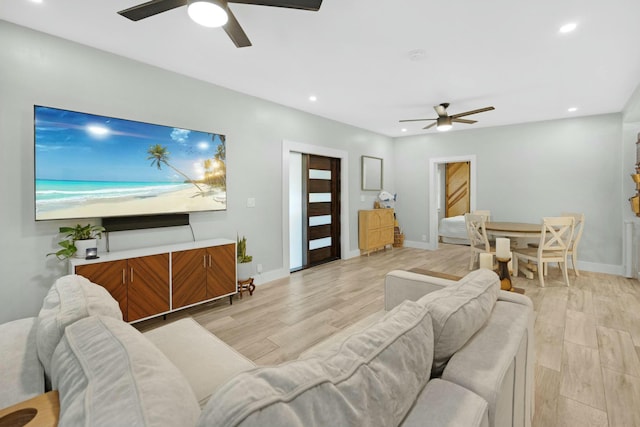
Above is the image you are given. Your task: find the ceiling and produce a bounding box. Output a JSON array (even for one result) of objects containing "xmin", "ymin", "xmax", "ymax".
[{"xmin": 2, "ymin": 0, "xmax": 640, "ymax": 137}]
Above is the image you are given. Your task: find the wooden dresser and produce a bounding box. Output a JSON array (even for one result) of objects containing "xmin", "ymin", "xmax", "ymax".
[{"xmin": 358, "ymin": 209, "xmax": 395, "ymax": 256}]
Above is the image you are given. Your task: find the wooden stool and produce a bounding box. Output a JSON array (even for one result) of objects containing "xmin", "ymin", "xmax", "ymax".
[{"xmin": 237, "ymin": 278, "xmax": 255, "ymax": 299}]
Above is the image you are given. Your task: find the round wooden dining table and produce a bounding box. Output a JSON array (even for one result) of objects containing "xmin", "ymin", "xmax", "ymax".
[{"xmin": 485, "ymin": 221, "xmax": 542, "ymax": 238}]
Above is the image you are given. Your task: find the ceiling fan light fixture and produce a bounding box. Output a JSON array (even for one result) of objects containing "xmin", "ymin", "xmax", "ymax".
[
  {"xmin": 436, "ymin": 117, "xmax": 452, "ymax": 132},
  {"xmin": 187, "ymin": 0, "xmax": 228, "ymax": 28}
]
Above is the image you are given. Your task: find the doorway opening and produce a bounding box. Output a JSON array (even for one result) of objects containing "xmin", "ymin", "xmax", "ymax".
[
  {"xmin": 428, "ymin": 155, "xmax": 477, "ymax": 250},
  {"xmin": 289, "ymin": 153, "xmax": 341, "ymax": 271},
  {"xmin": 283, "ymin": 140, "xmax": 350, "ymax": 275}
]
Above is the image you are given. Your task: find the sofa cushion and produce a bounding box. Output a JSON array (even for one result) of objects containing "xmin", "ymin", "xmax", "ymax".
[
  {"xmin": 143, "ymin": 317, "xmax": 256, "ymax": 407},
  {"xmin": 417, "ymin": 269, "xmax": 500, "ymax": 376},
  {"xmin": 442, "ymin": 301, "xmax": 531, "ymax": 427},
  {"xmin": 400, "ymin": 379, "xmax": 489, "ymax": 427},
  {"xmin": 36, "ymin": 274, "xmax": 122, "ymax": 382},
  {"xmin": 0, "ymin": 317, "xmax": 44, "ymax": 409},
  {"xmin": 51, "ymin": 316, "xmax": 200, "ymax": 427},
  {"xmin": 197, "ymin": 300, "xmax": 434, "ymax": 427}
]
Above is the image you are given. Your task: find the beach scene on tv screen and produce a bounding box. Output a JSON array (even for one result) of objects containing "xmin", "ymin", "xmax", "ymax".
[{"xmin": 35, "ymin": 106, "xmax": 226, "ymax": 221}]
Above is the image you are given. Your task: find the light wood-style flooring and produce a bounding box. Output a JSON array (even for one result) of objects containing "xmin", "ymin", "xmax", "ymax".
[{"xmin": 135, "ymin": 244, "xmax": 640, "ymax": 427}]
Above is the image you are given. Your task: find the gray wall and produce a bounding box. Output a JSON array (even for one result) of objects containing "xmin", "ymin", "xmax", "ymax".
[
  {"xmin": 2, "ymin": 19, "xmax": 638, "ymax": 324},
  {"xmin": 0, "ymin": 21, "xmax": 394, "ymax": 323},
  {"xmin": 393, "ymin": 114, "xmax": 625, "ymax": 273}
]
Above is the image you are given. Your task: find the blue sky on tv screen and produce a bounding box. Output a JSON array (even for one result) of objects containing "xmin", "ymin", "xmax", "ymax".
[{"xmin": 35, "ymin": 106, "xmax": 224, "ymax": 183}]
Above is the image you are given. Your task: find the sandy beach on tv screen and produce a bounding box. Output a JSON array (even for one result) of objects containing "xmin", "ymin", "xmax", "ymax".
[{"xmin": 37, "ymin": 187, "xmax": 226, "ymax": 220}]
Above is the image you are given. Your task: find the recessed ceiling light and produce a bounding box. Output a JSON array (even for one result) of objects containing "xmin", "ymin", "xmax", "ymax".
[
  {"xmin": 401, "ymin": 128, "xmax": 407, "ymax": 133},
  {"xmin": 308, "ymin": 95, "xmax": 317, "ymax": 102},
  {"xmin": 30, "ymin": 0, "xmax": 44, "ymax": 3},
  {"xmin": 568, "ymin": 107, "xmax": 578, "ymax": 112},
  {"xmin": 408, "ymin": 49, "xmax": 426, "ymax": 62},
  {"xmin": 559, "ymin": 22, "xmax": 577, "ymax": 33}
]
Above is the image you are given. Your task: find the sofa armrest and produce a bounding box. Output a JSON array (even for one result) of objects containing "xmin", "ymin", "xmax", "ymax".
[
  {"xmin": 498, "ymin": 290, "xmax": 533, "ymax": 308},
  {"xmin": 384, "ymin": 270, "xmax": 458, "ymax": 311},
  {"xmin": 143, "ymin": 317, "xmax": 256, "ymax": 407},
  {"xmin": 0, "ymin": 317, "xmax": 44, "ymax": 409}
]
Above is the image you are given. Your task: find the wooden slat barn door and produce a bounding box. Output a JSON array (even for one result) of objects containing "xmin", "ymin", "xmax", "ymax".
[
  {"xmin": 304, "ymin": 154, "xmax": 341, "ymax": 268},
  {"xmin": 445, "ymin": 161, "xmax": 470, "ymax": 218}
]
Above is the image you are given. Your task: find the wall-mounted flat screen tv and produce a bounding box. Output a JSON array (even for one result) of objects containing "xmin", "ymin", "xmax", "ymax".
[{"xmin": 34, "ymin": 105, "xmax": 226, "ymax": 221}]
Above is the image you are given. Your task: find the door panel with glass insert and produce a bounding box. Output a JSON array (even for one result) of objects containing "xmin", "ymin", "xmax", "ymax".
[{"xmin": 306, "ymin": 155, "xmax": 341, "ymax": 267}]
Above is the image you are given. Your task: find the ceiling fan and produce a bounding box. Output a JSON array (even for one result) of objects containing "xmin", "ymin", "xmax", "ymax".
[
  {"xmin": 117, "ymin": 0, "xmax": 323, "ymax": 48},
  {"xmin": 399, "ymin": 103, "xmax": 495, "ymax": 131}
]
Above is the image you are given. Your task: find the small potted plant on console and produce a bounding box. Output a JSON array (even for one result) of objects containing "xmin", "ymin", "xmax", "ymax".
[
  {"xmin": 47, "ymin": 223, "xmax": 106, "ymax": 260},
  {"xmin": 237, "ymin": 235, "xmax": 253, "ymax": 281}
]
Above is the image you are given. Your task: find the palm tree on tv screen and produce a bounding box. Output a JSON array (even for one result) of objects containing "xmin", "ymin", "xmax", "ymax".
[{"xmin": 146, "ymin": 144, "xmax": 205, "ymax": 193}]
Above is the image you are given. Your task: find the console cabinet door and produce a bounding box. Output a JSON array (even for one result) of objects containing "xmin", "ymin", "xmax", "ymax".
[
  {"xmin": 127, "ymin": 254, "xmax": 170, "ymax": 322},
  {"xmin": 75, "ymin": 259, "xmax": 128, "ymax": 320},
  {"xmin": 171, "ymin": 248, "xmax": 207, "ymax": 309},
  {"xmin": 206, "ymin": 244, "xmax": 236, "ymax": 298}
]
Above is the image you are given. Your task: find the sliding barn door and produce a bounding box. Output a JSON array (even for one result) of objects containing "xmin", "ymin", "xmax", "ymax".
[
  {"xmin": 304, "ymin": 154, "xmax": 341, "ymax": 268},
  {"xmin": 445, "ymin": 161, "xmax": 470, "ymax": 217}
]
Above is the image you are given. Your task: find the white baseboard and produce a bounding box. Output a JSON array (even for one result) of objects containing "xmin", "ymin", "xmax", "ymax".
[
  {"xmin": 254, "ymin": 251, "xmax": 627, "ymax": 288},
  {"xmin": 575, "ymin": 261, "xmax": 624, "ymax": 277},
  {"xmin": 403, "ymin": 240, "xmax": 436, "ymax": 251},
  {"xmin": 252, "ymin": 267, "xmax": 289, "ymax": 286}
]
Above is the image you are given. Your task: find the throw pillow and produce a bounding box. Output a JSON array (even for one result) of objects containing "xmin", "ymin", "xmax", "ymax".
[
  {"xmin": 36, "ymin": 274, "xmax": 122, "ymax": 382},
  {"xmin": 198, "ymin": 300, "xmax": 434, "ymax": 427},
  {"xmin": 52, "ymin": 316, "xmax": 200, "ymax": 427},
  {"xmin": 417, "ymin": 268, "xmax": 500, "ymax": 376}
]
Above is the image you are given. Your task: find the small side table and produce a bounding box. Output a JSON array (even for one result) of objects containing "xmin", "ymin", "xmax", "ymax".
[
  {"xmin": 0, "ymin": 390, "xmax": 59, "ymax": 427},
  {"xmin": 237, "ymin": 277, "xmax": 255, "ymax": 299}
]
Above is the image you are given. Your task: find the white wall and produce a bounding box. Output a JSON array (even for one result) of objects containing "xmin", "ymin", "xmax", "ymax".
[
  {"xmin": 0, "ymin": 21, "xmax": 394, "ymax": 323},
  {"xmin": 393, "ymin": 114, "xmax": 624, "ymax": 274}
]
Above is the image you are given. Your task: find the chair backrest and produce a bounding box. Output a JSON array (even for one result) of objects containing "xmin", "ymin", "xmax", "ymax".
[
  {"xmin": 561, "ymin": 212, "xmax": 584, "ymax": 252},
  {"xmin": 472, "ymin": 210, "xmax": 492, "ymax": 222},
  {"xmin": 465, "ymin": 213, "xmax": 491, "ymax": 251},
  {"xmin": 538, "ymin": 216, "xmax": 574, "ymax": 257}
]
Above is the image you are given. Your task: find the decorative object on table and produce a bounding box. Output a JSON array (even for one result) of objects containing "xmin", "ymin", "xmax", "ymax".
[
  {"xmin": 376, "ymin": 190, "xmax": 396, "ymax": 209},
  {"xmin": 495, "ymin": 237, "xmax": 514, "ymax": 291},
  {"xmin": 361, "ymin": 156, "xmax": 383, "ymax": 191},
  {"xmin": 479, "ymin": 252, "xmax": 493, "ymax": 270},
  {"xmin": 46, "ymin": 223, "xmax": 106, "ymax": 260},
  {"xmin": 630, "ymin": 133, "xmax": 640, "ymax": 216},
  {"xmin": 236, "ymin": 235, "xmax": 253, "ymax": 282}
]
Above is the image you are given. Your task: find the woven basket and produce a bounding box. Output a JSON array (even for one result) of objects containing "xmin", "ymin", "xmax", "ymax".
[{"xmin": 393, "ymin": 234, "xmax": 405, "ymax": 248}]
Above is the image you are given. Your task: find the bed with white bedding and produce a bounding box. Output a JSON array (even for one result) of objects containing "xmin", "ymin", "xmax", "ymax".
[{"xmin": 438, "ymin": 215, "xmax": 470, "ymax": 245}]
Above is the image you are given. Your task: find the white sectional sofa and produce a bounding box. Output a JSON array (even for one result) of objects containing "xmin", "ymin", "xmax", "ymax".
[{"xmin": 0, "ymin": 269, "xmax": 534, "ymax": 427}]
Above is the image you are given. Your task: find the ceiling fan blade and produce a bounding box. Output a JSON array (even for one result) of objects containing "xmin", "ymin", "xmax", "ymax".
[
  {"xmin": 450, "ymin": 106, "xmax": 495, "ymax": 119},
  {"xmin": 228, "ymin": 0, "xmax": 322, "ymax": 10},
  {"xmin": 399, "ymin": 118, "xmax": 436, "ymax": 123},
  {"xmin": 118, "ymin": 0, "xmax": 187, "ymax": 21},
  {"xmin": 434, "ymin": 103, "xmax": 449, "ymax": 117},
  {"xmin": 451, "ymin": 118, "xmax": 477, "ymax": 124},
  {"xmin": 423, "ymin": 122, "xmax": 437, "ymax": 130},
  {"xmin": 223, "ymin": 7, "xmax": 252, "ymax": 47}
]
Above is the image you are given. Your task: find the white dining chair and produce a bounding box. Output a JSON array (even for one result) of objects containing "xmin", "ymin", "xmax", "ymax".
[
  {"xmin": 513, "ymin": 217, "xmax": 574, "ymax": 287},
  {"xmin": 561, "ymin": 212, "xmax": 585, "ymax": 276},
  {"xmin": 464, "ymin": 213, "xmax": 495, "ymax": 270},
  {"xmin": 472, "ymin": 210, "xmax": 491, "ymax": 222}
]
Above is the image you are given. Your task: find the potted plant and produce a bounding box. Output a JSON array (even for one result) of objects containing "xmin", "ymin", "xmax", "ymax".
[
  {"xmin": 237, "ymin": 235, "xmax": 253, "ymax": 281},
  {"xmin": 47, "ymin": 223, "xmax": 106, "ymax": 260}
]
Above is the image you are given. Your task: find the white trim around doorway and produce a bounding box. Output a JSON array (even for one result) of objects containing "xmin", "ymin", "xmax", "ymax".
[
  {"xmin": 428, "ymin": 155, "xmax": 477, "ymax": 250},
  {"xmin": 282, "ymin": 140, "xmax": 350, "ymax": 278}
]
